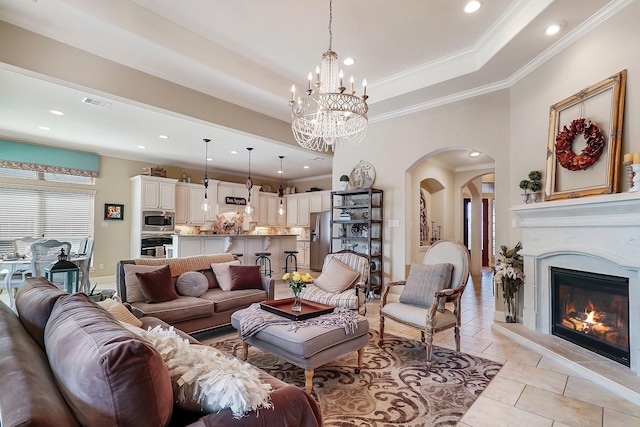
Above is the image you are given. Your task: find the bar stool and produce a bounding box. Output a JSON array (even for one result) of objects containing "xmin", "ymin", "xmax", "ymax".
[
  {"xmin": 255, "ymin": 252, "xmax": 272, "ymax": 277},
  {"xmin": 284, "ymin": 250, "xmax": 298, "ymax": 273},
  {"xmin": 232, "ymin": 253, "xmax": 243, "ymax": 264}
]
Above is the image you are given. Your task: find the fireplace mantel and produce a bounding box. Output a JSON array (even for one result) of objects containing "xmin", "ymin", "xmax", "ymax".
[
  {"xmin": 504, "ymin": 191, "xmax": 640, "ymax": 404},
  {"xmin": 511, "ymin": 192, "xmax": 640, "ymax": 228}
]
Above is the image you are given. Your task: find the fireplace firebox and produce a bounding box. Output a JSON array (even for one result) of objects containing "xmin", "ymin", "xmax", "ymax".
[{"xmin": 551, "ymin": 267, "xmax": 630, "ymax": 367}]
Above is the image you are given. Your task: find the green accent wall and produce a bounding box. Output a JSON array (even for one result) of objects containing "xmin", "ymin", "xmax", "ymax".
[{"xmin": 0, "ymin": 140, "xmax": 99, "ymax": 173}]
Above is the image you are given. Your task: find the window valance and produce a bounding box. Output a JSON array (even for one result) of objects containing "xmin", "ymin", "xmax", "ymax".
[{"xmin": 0, "ymin": 140, "xmax": 100, "ymax": 177}]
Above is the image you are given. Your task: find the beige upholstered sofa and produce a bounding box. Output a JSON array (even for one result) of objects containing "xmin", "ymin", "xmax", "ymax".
[
  {"xmin": 116, "ymin": 253, "xmax": 275, "ymax": 334},
  {"xmin": 0, "ymin": 277, "xmax": 322, "ymax": 426}
]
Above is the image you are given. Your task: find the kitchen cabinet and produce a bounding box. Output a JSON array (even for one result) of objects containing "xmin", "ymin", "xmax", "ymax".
[
  {"xmin": 309, "ymin": 191, "xmax": 331, "ymax": 213},
  {"xmin": 175, "ymin": 183, "xmax": 205, "ymax": 225},
  {"xmin": 217, "ymin": 182, "xmax": 249, "ymax": 204},
  {"xmin": 258, "ymin": 192, "xmax": 278, "ymax": 226},
  {"xmin": 129, "ymin": 175, "xmax": 178, "ymax": 258},
  {"xmin": 297, "ymin": 240, "xmax": 310, "ymax": 268},
  {"xmin": 285, "ymin": 194, "xmax": 311, "ymax": 226},
  {"xmin": 331, "ymin": 188, "xmax": 383, "ymax": 296},
  {"xmin": 134, "ymin": 175, "xmax": 176, "ymax": 210}
]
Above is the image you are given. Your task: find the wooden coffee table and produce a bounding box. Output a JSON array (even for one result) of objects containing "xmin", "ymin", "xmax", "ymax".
[{"xmin": 230, "ymin": 303, "xmax": 369, "ymax": 393}]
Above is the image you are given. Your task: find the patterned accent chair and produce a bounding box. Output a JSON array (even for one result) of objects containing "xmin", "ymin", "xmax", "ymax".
[
  {"xmin": 298, "ymin": 250, "xmax": 369, "ymax": 314},
  {"xmin": 379, "ymin": 239, "xmax": 470, "ymax": 370}
]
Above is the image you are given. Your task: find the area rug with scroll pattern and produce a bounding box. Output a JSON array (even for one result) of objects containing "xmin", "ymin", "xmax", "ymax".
[{"xmin": 210, "ymin": 330, "xmax": 503, "ymax": 426}]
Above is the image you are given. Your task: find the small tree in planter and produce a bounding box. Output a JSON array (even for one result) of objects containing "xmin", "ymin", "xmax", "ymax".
[
  {"xmin": 519, "ymin": 171, "xmax": 542, "ymax": 203},
  {"xmin": 339, "ymin": 175, "xmax": 350, "ymax": 190}
]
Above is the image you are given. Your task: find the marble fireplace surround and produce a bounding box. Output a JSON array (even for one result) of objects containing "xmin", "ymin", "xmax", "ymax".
[{"xmin": 496, "ymin": 192, "xmax": 640, "ymax": 405}]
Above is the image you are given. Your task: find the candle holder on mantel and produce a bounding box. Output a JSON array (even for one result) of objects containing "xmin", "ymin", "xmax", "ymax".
[
  {"xmin": 624, "ymin": 160, "xmax": 634, "ymax": 190},
  {"xmin": 630, "ymin": 164, "xmax": 640, "ymax": 193}
]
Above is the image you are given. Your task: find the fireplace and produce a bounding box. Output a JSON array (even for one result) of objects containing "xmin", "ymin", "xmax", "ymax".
[{"xmin": 551, "ymin": 267, "xmax": 630, "ymax": 366}]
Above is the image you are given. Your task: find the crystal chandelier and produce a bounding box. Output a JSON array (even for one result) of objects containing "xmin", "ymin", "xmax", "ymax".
[
  {"xmin": 290, "ymin": 0, "xmax": 368, "ymax": 152},
  {"xmin": 201, "ymin": 138, "xmax": 210, "ymax": 212}
]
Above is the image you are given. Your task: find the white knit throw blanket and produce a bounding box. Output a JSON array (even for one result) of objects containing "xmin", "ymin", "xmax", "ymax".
[
  {"xmin": 135, "ymin": 325, "xmax": 273, "ymax": 419},
  {"xmin": 239, "ymin": 303, "xmax": 360, "ymax": 340}
]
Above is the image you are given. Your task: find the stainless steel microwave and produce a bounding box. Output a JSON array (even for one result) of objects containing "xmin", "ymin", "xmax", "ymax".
[{"xmin": 142, "ymin": 211, "xmax": 174, "ymax": 232}]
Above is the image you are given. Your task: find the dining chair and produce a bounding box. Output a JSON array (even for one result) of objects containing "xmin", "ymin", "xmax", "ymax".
[
  {"xmin": 0, "ymin": 237, "xmax": 39, "ymax": 297},
  {"xmin": 79, "ymin": 237, "xmax": 95, "ymax": 293},
  {"xmin": 379, "ymin": 239, "xmax": 470, "ymax": 370},
  {"xmin": 30, "ymin": 240, "xmax": 73, "ymax": 290}
]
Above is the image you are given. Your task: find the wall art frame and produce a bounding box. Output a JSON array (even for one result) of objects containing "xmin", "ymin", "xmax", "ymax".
[
  {"xmin": 545, "ymin": 69, "xmax": 626, "ymax": 201},
  {"xmin": 104, "ymin": 203, "xmax": 124, "ymax": 220}
]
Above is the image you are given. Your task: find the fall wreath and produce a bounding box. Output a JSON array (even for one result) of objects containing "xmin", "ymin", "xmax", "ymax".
[{"xmin": 555, "ymin": 118, "xmax": 605, "ymax": 171}]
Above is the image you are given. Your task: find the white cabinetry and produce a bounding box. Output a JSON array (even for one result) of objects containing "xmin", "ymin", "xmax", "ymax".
[
  {"xmin": 258, "ymin": 192, "xmax": 278, "ymax": 226},
  {"xmin": 310, "ymin": 191, "xmax": 332, "ymax": 213},
  {"xmin": 297, "ymin": 240, "xmax": 310, "ymax": 268},
  {"xmin": 175, "ymin": 183, "xmax": 205, "ymax": 225},
  {"xmin": 137, "ymin": 176, "xmax": 176, "ymax": 210},
  {"xmin": 285, "ymin": 194, "xmax": 311, "ymax": 226}
]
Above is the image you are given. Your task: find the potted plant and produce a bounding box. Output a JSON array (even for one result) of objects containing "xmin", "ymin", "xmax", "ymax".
[
  {"xmin": 493, "ymin": 242, "xmax": 524, "ymax": 323},
  {"xmin": 518, "ymin": 179, "xmax": 530, "ymax": 203},
  {"xmin": 518, "ymin": 171, "xmax": 542, "ymax": 203},
  {"xmin": 339, "ymin": 174, "xmax": 350, "ymax": 191}
]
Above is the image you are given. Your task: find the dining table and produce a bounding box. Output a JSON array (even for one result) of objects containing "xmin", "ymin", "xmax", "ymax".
[{"xmin": 1, "ymin": 255, "xmax": 89, "ymax": 308}]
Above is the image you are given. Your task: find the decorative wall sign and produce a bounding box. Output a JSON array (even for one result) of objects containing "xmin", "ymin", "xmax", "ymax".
[
  {"xmin": 225, "ymin": 196, "xmax": 247, "ymax": 205},
  {"xmin": 545, "ymin": 70, "xmax": 626, "ymax": 201}
]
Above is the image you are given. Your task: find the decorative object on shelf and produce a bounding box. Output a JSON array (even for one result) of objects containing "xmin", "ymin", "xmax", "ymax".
[
  {"xmin": 429, "ymin": 221, "xmax": 441, "ymax": 244},
  {"xmin": 289, "ymin": 0, "xmax": 368, "ymax": 152},
  {"xmin": 339, "ymin": 174, "xmax": 350, "ymax": 191},
  {"xmin": 244, "ymin": 147, "xmax": 254, "ymax": 215},
  {"xmin": 283, "ymin": 271, "xmax": 313, "ymax": 312},
  {"xmin": 278, "ymin": 156, "xmax": 286, "ymax": 215},
  {"xmin": 546, "ymin": 70, "xmax": 626, "ymax": 201},
  {"xmin": 259, "ymin": 185, "xmax": 272, "ymax": 192},
  {"xmin": 141, "ymin": 166, "xmax": 166, "ymax": 177},
  {"xmin": 623, "ymin": 152, "xmax": 634, "ymax": 191},
  {"xmin": 555, "ymin": 118, "xmax": 605, "ymax": 171},
  {"xmin": 351, "ymin": 223, "xmax": 363, "ymax": 237},
  {"xmin": 518, "ymin": 170, "xmax": 542, "ymax": 203},
  {"xmin": 104, "ymin": 203, "xmax": 124, "ymax": 220},
  {"xmin": 201, "ymin": 139, "xmax": 211, "ymax": 212},
  {"xmin": 349, "ymin": 161, "xmax": 376, "ymax": 189},
  {"xmin": 493, "ymin": 242, "xmax": 524, "ymax": 323}
]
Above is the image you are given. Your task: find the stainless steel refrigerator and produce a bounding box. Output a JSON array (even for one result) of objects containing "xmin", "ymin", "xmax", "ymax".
[{"xmin": 310, "ymin": 211, "xmax": 331, "ymax": 271}]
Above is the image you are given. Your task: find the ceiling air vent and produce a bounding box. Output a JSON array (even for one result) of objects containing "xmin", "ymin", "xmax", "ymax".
[{"xmin": 82, "ymin": 97, "xmax": 111, "ymax": 108}]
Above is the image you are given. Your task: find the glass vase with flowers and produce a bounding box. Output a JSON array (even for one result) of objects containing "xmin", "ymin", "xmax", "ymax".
[
  {"xmin": 283, "ymin": 271, "xmax": 313, "ymax": 312},
  {"xmin": 493, "ymin": 242, "xmax": 524, "ymax": 323}
]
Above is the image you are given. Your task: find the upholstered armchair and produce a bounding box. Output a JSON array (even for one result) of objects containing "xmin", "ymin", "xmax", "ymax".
[
  {"xmin": 298, "ymin": 250, "xmax": 369, "ymax": 314},
  {"xmin": 379, "ymin": 239, "xmax": 470, "ymax": 370}
]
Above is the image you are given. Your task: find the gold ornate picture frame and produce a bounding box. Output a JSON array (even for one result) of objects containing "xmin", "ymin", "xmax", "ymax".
[{"xmin": 545, "ymin": 70, "xmax": 626, "ymax": 201}]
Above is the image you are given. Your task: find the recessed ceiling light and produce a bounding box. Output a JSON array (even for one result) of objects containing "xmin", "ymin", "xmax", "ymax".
[
  {"xmin": 230, "ymin": 150, "xmax": 238, "ymax": 154},
  {"xmin": 278, "ymin": 170, "xmax": 283, "ymax": 174},
  {"xmin": 343, "ymin": 57, "xmax": 355, "ymax": 66},
  {"xmin": 303, "ymin": 165, "xmax": 310, "ymax": 169},
  {"xmin": 138, "ymin": 145, "xmax": 146, "ymax": 149},
  {"xmin": 158, "ymin": 135, "xmax": 169, "ymax": 139},
  {"xmin": 38, "ymin": 126, "xmax": 50, "ymax": 130},
  {"xmin": 469, "ymin": 150, "xmax": 481, "ymax": 157},
  {"xmin": 207, "ymin": 157, "xmax": 213, "ymax": 162},
  {"xmin": 49, "ymin": 110, "xmax": 64, "ymax": 116},
  {"xmin": 545, "ymin": 21, "xmax": 565, "ymax": 35},
  {"xmin": 464, "ymin": 1, "xmax": 481, "ymax": 13}
]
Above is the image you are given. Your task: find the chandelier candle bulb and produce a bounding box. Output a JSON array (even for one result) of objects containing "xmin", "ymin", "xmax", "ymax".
[
  {"xmin": 350, "ymin": 75, "xmax": 354, "ymax": 94},
  {"xmin": 291, "ymin": 85, "xmax": 295, "ymax": 102},
  {"xmin": 307, "ymin": 72, "xmax": 312, "ymax": 91},
  {"xmin": 363, "ymin": 79, "xmax": 367, "ymax": 97}
]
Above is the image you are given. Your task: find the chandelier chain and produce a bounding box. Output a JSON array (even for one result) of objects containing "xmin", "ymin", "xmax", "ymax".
[{"xmin": 328, "ymin": 0, "xmax": 332, "ymax": 51}]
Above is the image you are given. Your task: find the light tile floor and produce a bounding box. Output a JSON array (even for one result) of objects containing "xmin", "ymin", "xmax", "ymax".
[{"xmin": 4, "ymin": 268, "xmax": 639, "ymax": 426}]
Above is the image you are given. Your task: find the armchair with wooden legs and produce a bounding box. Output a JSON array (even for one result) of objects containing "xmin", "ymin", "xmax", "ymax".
[{"xmin": 378, "ymin": 239, "xmax": 470, "ymax": 370}]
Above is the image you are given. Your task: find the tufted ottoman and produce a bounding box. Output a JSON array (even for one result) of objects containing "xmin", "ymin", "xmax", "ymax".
[{"xmin": 231, "ymin": 308, "xmax": 369, "ymax": 393}]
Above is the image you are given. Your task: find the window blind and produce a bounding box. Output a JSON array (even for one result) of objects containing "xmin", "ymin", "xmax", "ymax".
[{"xmin": 0, "ymin": 186, "xmax": 95, "ymax": 251}]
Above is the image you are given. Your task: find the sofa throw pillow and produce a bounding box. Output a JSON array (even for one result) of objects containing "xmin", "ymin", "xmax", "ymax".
[
  {"xmin": 175, "ymin": 271, "xmax": 209, "ymax": 297},
  {"xmin": 123, "ymin": 264, "xmax": 165, "ymax": 303},
  {"xmin": 228, "ymin": 265, "xmax": 263, "ymax": 291},
  {"xmin": 314, "ymin": 257, "xmax": 361, "ymax": 294},
  {"xmin": 399, "ymin": 263, "xmax": 454, "ymax": 312},
  {"xmin": 211, "ymin": 260, "xmax": 242, "ymax": 291},
  {"xmin": 97, "ymin": 298, "xmax": 143, "ymax": 328},
  {"xmin": 136, "ymin": 265, "xmax": 179, "ymax": 303}
]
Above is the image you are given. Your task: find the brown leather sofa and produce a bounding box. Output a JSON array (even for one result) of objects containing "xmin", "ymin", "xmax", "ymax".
[
  {"xmin": 116, "ymin": 253, "xmax": 274, "ymax": 333},
  {"xmin": 0, "ymin": 277, "xmax": 322, "ymax": 427}
]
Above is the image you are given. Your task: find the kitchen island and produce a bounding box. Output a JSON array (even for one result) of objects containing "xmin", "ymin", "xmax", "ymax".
[{"xmin": 171, "ymin": 234, "xmax": 298, "ymax": 275}]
